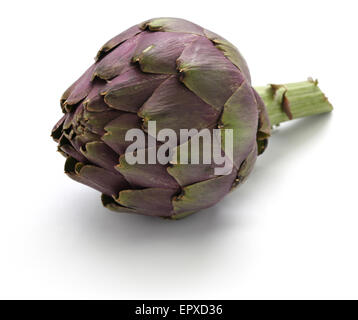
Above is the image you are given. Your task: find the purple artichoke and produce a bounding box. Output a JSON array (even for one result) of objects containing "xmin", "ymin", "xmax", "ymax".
[{"xmin": 52, "ymin": 17, "xmax": 332, "ymax": 219}]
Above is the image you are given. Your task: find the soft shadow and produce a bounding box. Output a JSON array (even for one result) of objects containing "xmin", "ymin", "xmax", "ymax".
[{"xmin": 67, "ymin": 189, "xmax": 234, "ymax": 246}]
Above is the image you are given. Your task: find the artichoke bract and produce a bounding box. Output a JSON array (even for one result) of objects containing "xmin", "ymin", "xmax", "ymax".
[{"xmin": 52, "ymin": 17, "xmax": 332, "ymax": 219}]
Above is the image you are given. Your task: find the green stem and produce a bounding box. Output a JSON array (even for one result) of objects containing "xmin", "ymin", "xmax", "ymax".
[{"xmin": 254, "ymin": 79, "xmax": 333, "ymax": 126}]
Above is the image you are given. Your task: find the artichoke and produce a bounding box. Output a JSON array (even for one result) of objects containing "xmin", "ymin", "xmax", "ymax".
[{"xmin": 52, "ymin": 17, "xmax": 333, "ymax": 219}]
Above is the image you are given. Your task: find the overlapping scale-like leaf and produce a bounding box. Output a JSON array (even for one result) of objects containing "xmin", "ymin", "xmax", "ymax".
[
  {"xmin": 96, "ymin": 25, "xmax": 142, "ymax": 61},
  {"xmin": 80, "ymin": 141, "xmax": 119, "ymax": 173},
  {"xmin": 101, "ymin": 113, "xmax": 142, "ymax": 154},
  {"xmin": 172, "ymin": 170, "xmax": 237, "ymax": 217},
  {"xmin": 70, "ymin": 129, "xmax": 101, "ymax": 153},
  {"xmin": 237, "ymin": 143, "xmax": 257, "ymax": 183},
  {"xmin": 139, "ymin": 76, "xmax": 220, "ymax": 134},
  {"xmin": 115, "ymin": 188, "xmax": 177, "ymax": 217},
  {"xmin": 220, "ymin": 80, "xmax": 258, "ymax": 168},
  {"xmin": 65, "ymin": 157, "xmax": 129, "ymax": 196},
  {"xmin": 252, "ymin": 89, "xmax": 271, "ymax": 154},
  {"xmin": 102, "ymin": 67, "xmax": 169, "ymax": 112},
  {"xmin": 140, "ymin": 17, "xmax": 205, "ymax": 36},
  {"xmin": 204, "ymin": 29, "xmax": 251, "ymax": 83},
  {"xmin": 177, "ymin": 37, "xmax": 245, "ymax": 110},
  {"xmin": 64, "ymin": 65, "xmax": 96, "ymax": 107},
  {"xmin": 167, "ymin": 131, "xmax": 234, "ymax": 187},
  {"xmin": 93, "ymin": 36, "xmax": 138, "ymax": 80},
  {"xmin": 58, "ymin": 135, "xmax": 88, "ymax": 163},
  {"xmin": 83, "ymin": 79, "xmax": 110, "ymax": 112},
  {"xmin": 116, "ymin": 154, "xmax": 179, "ymax": 190},
  {"xmin": 133, "ymin": 31, "xmax": 198, "ymax": 74},
  {"xmin": 51, "ymin": 114, "xmax": 67, "ymax": 141}
]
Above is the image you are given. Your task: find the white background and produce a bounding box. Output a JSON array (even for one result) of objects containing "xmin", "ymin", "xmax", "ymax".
[{"xmin": 0, "ymin": 0, "xmax": 357, "ymax": 299}]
